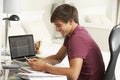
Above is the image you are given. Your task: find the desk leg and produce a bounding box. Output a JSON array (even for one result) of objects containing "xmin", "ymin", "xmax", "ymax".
[{"xmin": 3, "ymin": 69, "xmax": 9, "ymax": 80}]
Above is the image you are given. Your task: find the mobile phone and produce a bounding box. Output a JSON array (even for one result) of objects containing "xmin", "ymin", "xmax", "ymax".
[{"xmin": 24, "ymin": 57, "xmax": 29, "ymax": 62}]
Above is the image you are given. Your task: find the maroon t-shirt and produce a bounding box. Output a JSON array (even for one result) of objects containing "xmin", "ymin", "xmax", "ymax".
[{"xmin": 64, "ymin": 25, "xmax": 105, "ymax": 80}]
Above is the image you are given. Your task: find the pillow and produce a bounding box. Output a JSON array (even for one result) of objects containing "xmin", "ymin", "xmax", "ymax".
[
  {"xmin": 85, "ymin": 15, "xmax": 112, "ymax": 25},
  {"xmin": 85, "ymin": 15, "xmax": 102, "ymax": 24},
  {"xmin": 22, "ymin": 21, "xmax": 52, "ymax": 45}
]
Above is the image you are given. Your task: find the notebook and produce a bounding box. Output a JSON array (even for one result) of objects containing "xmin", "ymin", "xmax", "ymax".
[{"xmin": 9, "ymin": 34, "xmax": 39, "ymax": 61}]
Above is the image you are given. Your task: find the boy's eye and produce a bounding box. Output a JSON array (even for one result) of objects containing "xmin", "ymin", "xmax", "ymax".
[
  {"xmin": 57, "ymin": 25, "xmax": 61, "ymax": 27},
  {"xmin": 55, "ymin": 24, "xmax": 61, "ymax": 27}
]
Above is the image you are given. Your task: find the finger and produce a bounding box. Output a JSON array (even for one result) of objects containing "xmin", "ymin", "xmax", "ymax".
[
  {"xmin": 27, "ymin": 60, "xmax": 32, "ymax": 65},
  {"xmin": 27, "ymin": 58, "xmax": 36, "ymax": 62},
  {"xmin": 31, "ymin": 58, "xmax": 38, "ymax": 62},
  {"xmin": 27, "ymin": 59, "xmax": 35, "ymax": 64},
  {"xmin": 32, "ymin": 58, "xmax": 38, "ymax": 60}
]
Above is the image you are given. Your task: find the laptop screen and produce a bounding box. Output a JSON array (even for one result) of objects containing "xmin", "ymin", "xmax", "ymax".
[{"xmin": 9, "ymin": 34, "xmax": 35, "ymax": 60}]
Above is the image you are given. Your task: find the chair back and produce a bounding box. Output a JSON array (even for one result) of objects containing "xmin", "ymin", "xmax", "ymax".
[{"xmin": 103, "ymin": 25, "xmax": 120, "ymax": 80}]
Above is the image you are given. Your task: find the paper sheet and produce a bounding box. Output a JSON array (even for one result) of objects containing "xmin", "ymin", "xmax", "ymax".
[{"xmin": 18, "ymin": 67, "xmax": 64, "ymax": 79}]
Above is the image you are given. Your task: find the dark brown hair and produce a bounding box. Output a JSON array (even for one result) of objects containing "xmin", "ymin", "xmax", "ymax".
[{"xmin": 50, "ymin": 4, "xmax": 79, "ymax": 24}]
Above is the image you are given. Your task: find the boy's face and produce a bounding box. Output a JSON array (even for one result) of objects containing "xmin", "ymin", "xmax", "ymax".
[{"xmin": 54, "ymin": 20, "xmax": 72, "ymax": 37}]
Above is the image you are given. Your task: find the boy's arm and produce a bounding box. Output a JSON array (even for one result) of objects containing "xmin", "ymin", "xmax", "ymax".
[{"xmin": 43, "ymin": 45, "xmax": 67, "ymax": 65}]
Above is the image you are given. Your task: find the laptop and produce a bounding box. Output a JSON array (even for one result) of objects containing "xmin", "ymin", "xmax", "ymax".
[{"xmin": 9, "ymin": 34, "xmax": 39, "ymax": 62}]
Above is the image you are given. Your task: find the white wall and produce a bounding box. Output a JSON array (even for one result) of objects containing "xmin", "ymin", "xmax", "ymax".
[
  {"xmin": 21, "ymin": 0, "xmax": 64, "ymax": 11},
  {"xmin": 106, "ymin": 0, "xmax": 118, "ymax": 25},
  {"xmin": 0, "ymin": 0, "xmax": 3, "ymax": 79},
  {"xmin": 0, "ymin": 0, "xmax": 2, "ymax": 46}
]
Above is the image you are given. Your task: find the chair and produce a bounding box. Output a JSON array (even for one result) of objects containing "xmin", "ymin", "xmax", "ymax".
[{"xmin": 103, "ymin": 25, "xmax": 120, "ymax": 80}]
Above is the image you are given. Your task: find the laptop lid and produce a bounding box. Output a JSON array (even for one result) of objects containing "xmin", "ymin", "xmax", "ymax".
[{"xmin": 9, "ymin": 34, "xmax": 35, "ymax": 60}]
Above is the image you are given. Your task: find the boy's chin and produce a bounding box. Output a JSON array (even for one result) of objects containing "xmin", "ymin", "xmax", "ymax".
[{"xmin": 62, "ymin": 34, "xmax": 66, "ymax": 37}]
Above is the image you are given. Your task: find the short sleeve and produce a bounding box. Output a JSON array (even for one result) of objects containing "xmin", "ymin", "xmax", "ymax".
[{"xmin": 68, "ymin": 35, "xmax": 90, "ymax": 60}]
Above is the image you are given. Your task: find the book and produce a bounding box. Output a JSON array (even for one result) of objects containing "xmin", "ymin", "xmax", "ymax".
[
  {"xmin": 19, "ymin": 67, "xmax": 37, "ymax": 73},
  {"xmin": 18, "ymin": 67, "xmax": 63, "ymax": 79}
]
